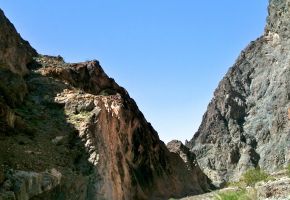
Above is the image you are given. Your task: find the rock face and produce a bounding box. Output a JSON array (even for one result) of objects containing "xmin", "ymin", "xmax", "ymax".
[
  {"xmin": 0, "ymin": 169, "xmax": 61, "ymax": 200},
  {"xmin": 167, "ymin": 140, "xmax": 213, "ymax": 192},
  {"xmin": 0, "ymin": 9, "xmax": 36, "ymax": 76},
  {"xmin": 0, "ymin": 8, "xmax": 37, "ymax": 136},
  {"xmin": 0, "ymin": 9, "xmax": 210, "ymax": 200},
  {"xmin": 187, "ymin": 0, "xmax": 290, "ymax": 185}
]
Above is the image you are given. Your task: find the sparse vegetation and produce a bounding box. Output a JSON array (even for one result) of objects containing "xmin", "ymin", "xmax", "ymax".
[
  {"xmin": 287, "ymin": 164, "xmax": 290, "ymax": 177},
  {"xmin": 66, "ymin": 110, "xmax": 91, "ymax": 126},
  {"xmin": 215, "ymin": 189, "xmax": 247, "ymax": 200},
  {"xmin": 219, "ymin": 169, "xmax": 269, "ymax": 200},
  {"xmin": 99, "ymin": 88, "xmax": 116, "ymax": 96},
  {"xmin": 215, "ymin": 188, "xmax": 257, "ymax": 200},
  {"xmin": 242, "ymin": 168, "xmax": 269, "ymax": 186},
  {"xmin": 225, "ymin": 168, "xmax": 270, "ymax": 188},
  {"xmin": 225, "ymin": 181, "xmax": 245, "ymax": 188}
]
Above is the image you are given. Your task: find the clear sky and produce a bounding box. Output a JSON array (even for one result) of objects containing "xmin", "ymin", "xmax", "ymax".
[{"xmin": 1, "ymin": 1, "xmax": 268, "ymax": 143}]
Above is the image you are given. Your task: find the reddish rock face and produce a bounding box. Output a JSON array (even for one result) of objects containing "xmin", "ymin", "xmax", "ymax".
[{"xmin": 40, "ymin": 57, "xmax": 211, "ymax": 199}]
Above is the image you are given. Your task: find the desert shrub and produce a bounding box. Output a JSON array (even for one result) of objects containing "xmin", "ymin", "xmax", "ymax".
[
  {"xmin": 215, "ymin": 188, "xmax": 256, "ymax": 200},
  {"xmin": 242, "ymin": 168, "xmax": 268, "ymax": 186},
  {"xmin": 287, "ymin": 164, "xmax": 290, "ymax": 177},
  {"xmin": 215, "ymin": 189, "xmax": 247, "ymax": 200},
  {"xmin": 225, "ymin": 181, "xmax": 245, "ymax": 188}
]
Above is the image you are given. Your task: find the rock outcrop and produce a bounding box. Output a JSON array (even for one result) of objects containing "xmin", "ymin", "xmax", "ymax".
[
  {"xmin": 0, "ymin": 9, "xmax": 210, "ymax": 200},
  {"xmin": 167, "ymin": 140, "xmax": 213, "ymax": 192},
  {"xmin": 0, "ymin": 169, "xmax": 61, "ymax": 200},
  {"xmin": 187, "ymin": 0, "xmax": 290, "ymax": 186},
  {"xmin": 0, "ymin": 8, "xmax": 37, "ymax": 137},
  {"xmin": 0, "ymin": 9, "xmax": 36, "ymax": 76}
]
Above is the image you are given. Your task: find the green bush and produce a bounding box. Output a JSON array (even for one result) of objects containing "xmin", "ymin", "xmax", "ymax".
[
  {"xmin": 242, "ymin": 168, "xmax": 268, "ymax": 186},
  {"xmin": 287, "ymin": 164, "xmax": 290, "ymax": 177},
  {"xmin": 215, "ymin": 189, "xmax": 247, "ymax": 200},
  {"xmin": 225, "ymin": 181, "xmax": 245, "ymax": 188},
  {"xmin": 215, "ymin": 188, "xmax": 257, "ymax": 200}
]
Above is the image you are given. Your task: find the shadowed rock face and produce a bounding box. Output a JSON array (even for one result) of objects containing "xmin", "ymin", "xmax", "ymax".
[
  {"xmin": 167, "ymin": 140, "xmax": 213, "ymax": 192},
  {"xmin": 0, "ymin": 9, "xmax": 210, "ymax": 200},
  {"xmin": 0, "ymin": 8, "xmax": 36, "ymax": 137},
  {"xmin": 187, "ymin": 0, "xmax": 290, "ymax": 186}
]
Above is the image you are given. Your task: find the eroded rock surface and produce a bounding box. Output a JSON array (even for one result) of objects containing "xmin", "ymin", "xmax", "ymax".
[{"xmin": 187, "ymin": 0, "xmax": 290, "ymax": 185}]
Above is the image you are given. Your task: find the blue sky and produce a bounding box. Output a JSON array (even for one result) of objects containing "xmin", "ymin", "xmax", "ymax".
[{"xmin": 1, "ymin": 1, "xmax": 268, "ymax": 143}]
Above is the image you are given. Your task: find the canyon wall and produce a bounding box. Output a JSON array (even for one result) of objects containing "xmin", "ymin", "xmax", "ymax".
[{"xmin": 187, "ymin": 0, "xmax": 290, "ymax": 186}]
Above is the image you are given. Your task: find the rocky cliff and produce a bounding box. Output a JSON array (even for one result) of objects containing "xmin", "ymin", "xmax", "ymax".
[
  {"xmin": 0, "ymin": 9, "xmax": 36, "ymax": 76},
  {"xmin": 187, "ymin": 0, "xmax": 290, "ymax": 186},
  {"xmin": 0, "ymin": 9, "xmax": 211, "ymax": 200}
]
